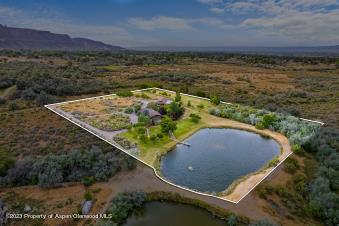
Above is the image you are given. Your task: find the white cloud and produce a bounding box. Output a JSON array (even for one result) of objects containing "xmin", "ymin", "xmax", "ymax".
[
  {"xmin": 209, "ymin": 7, "xmax": 224, "ymax": 14},
  {"xmin": 128, "ymin": 16, "xmax": 194, "ymax": 31},
  {"xmin": 197, "ymin": 0, "xmax": 222, "ymax": 4},
  {"xmin": 223, "ymin": 0, "xmax": 339, "ymax": 45},
  {"xmin": 242, "ymin": 10, "xmax": 339, "ymax": 44},
  {"xmin": 128, "ymin": 16, "xmax": 233, "ymax": 31}
]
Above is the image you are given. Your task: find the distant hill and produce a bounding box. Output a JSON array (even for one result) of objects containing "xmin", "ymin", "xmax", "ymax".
[
  {"xmin": 0, "ymin": 24, "xmax": 125, "ymax": 51},
  {"xmin": 132, "ymin": 45, "xmax": 339, "ymax": 56}
]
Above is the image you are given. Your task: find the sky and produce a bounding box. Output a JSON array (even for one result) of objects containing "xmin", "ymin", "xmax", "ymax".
[{"xmin": 0, "ymin": 0, "xmax": 338, "ymax": 47}]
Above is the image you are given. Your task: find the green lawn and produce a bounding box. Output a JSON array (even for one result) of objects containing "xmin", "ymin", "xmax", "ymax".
[{"xmin": 121, "ymin": 113, "xmax": 206, "ymax": 165}]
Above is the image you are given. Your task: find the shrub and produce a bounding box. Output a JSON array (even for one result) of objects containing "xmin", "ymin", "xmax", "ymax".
[
  {"xmin": 255, "ymin": 122, "xmax": 265, "ymax": 130},
  {"xmin": 0, "ymin": 147, "xmax": 134, "ymax": 188},
  {"xmin": 117, "ymin": 91, "xmax": 133, "ymax": 97},
  {"xmin": 136, "ymin": 126, "xmax": 146, "ymax": 135},
  {"xmin": 82, "ymin": 176, "xmax": 95, "ymax": 187},
  {"xmin": 139, "ymin": 134, "xmax": 147, "ymax": 143},
  {"xmin": 0, "ymin": 97, "xmax": 6, "ymax": 105},
  {"xmin": 197, "ymin": 103, "xmax": 204, "ymax": 109},
  {"xmin": 35, "ymin": 91, "xmax": 56, "ymax": 105},
  {"xmin": 274, "ymin": 185, "xmax": 289, "ymax": 198},
  {"xmin": 8, "ymin": 102, "xmax": 18, "ymax": 111},
  {"xmin": 150, "ymin": 134, "xmax": 157, "ymax": 142},
  {"xmin": 175, "ymin": 92, "xmax": 181, "ymax": 102},
  {"xmin": 292, "ymin": 144, "xmax": 305, "ymax": 155},
  {"xmin": 157, "ymin": 133, "xmax": 163, "ymax": 139},
  {"xmin": 284, "ymin": 157, "xmax": 300, "ymax": 174},
  {"xmin": 141, "ymin": 93, "xmax": 150, "ymax": 99},
  {"xmin": 256, "ymin": 184, "xmax": 274, "ymax": 199},
  {"xmin": 133, "ymin": 104, "xmax": 142, "ymax": 112},
  {"xmin": 124, "ymin": 107, "xmax": 133, "ymax": 114},
  {"xmin": 84, "ymin": 191, "xmax": 93, "ymax": 201},
  {"xmin": 0, "ymin": 149, "xmax": 15, "ymax": 177},
  {"xmin": 210, "ymin": 95, "xmax": 220, "ymax": 105},
  {"xmin": 187, "ymin": 100, "xmax": 191, "ymax": 107},
  {"xmin": 106, "ymin": 192, "xmax": 145, "ymax": 225},
  {"xmin": 261, "ymin": 113, "xmax": 277, "ymax": 128},
  {"xmin": 268, "ymin": 157, "xmax": 279, "ymax": 167},
  {"xmin": 226, "ymin": 215, "xmax": 237, "ymax": 226},
  {"xmin": 189, "ymin": 113, "xmax": 201, "ymax": 123},
  {"xmin": 195, "ymin": 90, "xmax": 206, "ymax": 97},
  {"xmin": 138, "ymin": 114, "xmax": 151, "ymax": 126}
]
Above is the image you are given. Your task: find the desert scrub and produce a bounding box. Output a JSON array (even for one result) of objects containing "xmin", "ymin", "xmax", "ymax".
[
  {"xmin": 88, "ymin": 114, "xmax": 131, "ymax": 131},
  {"xmin": 283, "ymin": 157, "xmax": 300, "ymax": 174},
  {"xmin": 268, "ymin": 156, "xmax": 280, "ymax": 167},
  {"xmin": 0, "ymin": 146, "xmax": 134, "ymax": 188},
  {"xmin": 0, "ymin": 149, "xmax": 15, "ymax": 176},
  {"xmin": 113, "ymin": 136, "xmax": 136, "ymax": 149}
]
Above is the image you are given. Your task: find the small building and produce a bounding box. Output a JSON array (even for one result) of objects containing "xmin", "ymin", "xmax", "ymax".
[
  {"xmin": 156, "ymin": 98, "xmax": 173, "ymax": 105},
  {"xmin": 139, "ymin": 108, "xmax": 162, "ymax": 124}
]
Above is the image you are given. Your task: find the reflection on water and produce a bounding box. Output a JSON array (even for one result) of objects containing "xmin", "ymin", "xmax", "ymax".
[{"xmin": 124, "ymin": 202, "xmax": 226, "ymax": 226}]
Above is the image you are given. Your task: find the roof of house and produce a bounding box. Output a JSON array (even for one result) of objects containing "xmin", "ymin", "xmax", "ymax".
[{"xmin": 140, "ymin": 108, "xmax": 161, "ymax": 118}]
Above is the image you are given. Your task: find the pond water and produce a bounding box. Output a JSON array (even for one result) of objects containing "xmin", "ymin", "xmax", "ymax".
[
  {"xmin": 124, "ymin": 201, "xmax": 226, "ymax": 226},
  {"xmin": 161, "ymin": 128, "xmax": 280, "ymax": 193}
]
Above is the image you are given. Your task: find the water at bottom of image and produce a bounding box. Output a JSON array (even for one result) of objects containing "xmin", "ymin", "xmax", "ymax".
[{"xmin": 124, "ymin": 201, "xmax": 227, "ymax": 226}]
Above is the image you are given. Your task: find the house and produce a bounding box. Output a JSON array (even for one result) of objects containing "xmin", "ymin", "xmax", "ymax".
[
  {"xmin": 139, "ymin": 108, "xmax": 162, "ymax": 124},
  {"xmin": 156, "ymin": 98, "xmax": 172, "ymax": 105}
]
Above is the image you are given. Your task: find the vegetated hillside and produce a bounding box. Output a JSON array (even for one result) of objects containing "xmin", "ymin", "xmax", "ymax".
[{"xmin": 0, "ymin": 24, "xmax": 125, "ymax": 51}]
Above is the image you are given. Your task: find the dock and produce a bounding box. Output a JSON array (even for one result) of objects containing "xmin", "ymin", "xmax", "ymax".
[{"xmin": 169, "ymin": 132, "xmax": 191, "ymax": 147}]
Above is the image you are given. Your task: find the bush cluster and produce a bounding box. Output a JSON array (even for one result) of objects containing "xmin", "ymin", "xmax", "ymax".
[
  {"xmin": 0, "ymin": 146, "xmax": 135, "ymax": 188},
  {"xmin": 209, "ymin": 104, "xmax": 320, "ymax": 145},
  {"xmin": 106, "ymin": 192, "xmax": 146, "ymax": 225}
]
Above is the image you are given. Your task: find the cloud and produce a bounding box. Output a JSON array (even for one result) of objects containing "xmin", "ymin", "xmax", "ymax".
[
  {"xmin": 197, "ymin": 0, "xmax": 222, "ymax": 4},
  {"xmin": 209, "ymin": 7, "xmax": 224, "ymax": 14},
  {"xmin": 222, "ymin": 0, "xmax": 339, "ymax": 45},
  {"xmin": 242, "ymin": 10, "xmax": 339, "ymax": 43},
  {"xmin": 128, "ymin": 16, "xmax": 233, "ymax": 31},
  {"xmin": 128, "ymin": 16, "xmax": 194, "ymax": 31}
]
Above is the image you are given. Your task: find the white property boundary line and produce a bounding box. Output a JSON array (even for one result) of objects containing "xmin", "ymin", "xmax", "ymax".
[{"xmin": 45, "ymin": 87, "xmax": 324, "ymax": 204}]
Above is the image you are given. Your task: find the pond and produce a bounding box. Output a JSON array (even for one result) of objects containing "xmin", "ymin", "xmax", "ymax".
[
  {"xmin": 124, "ymin": 201, "xmax": 227, "ymax": 226},
  {"xmin": 161, "ymin": 128, "xmax": 280, "ymax": 194}
]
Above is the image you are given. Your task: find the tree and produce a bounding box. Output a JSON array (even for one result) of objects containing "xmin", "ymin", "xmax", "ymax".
[
  {"xmin": 175, "ymin": 91, "xmax": 181, "ymax": 102},
  {"xmin": 261, "ymin": 113, "xmax": 277, "ymax": 128},
  {"xmin": 210, "ymin": 95, "xmax": 220, "ymax": 105},
  {"xmin": 166, "ymin": 101, "xmax": 184, "ymax": 119},
  {"xmin": 160, "ymin": 116, "xmax": 177, "ymax": 134}
]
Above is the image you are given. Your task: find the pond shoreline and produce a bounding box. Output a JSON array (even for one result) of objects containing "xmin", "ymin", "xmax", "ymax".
[{"xmin": 46, "ymin": 89, "xmax": 292, "ymax": 203}]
